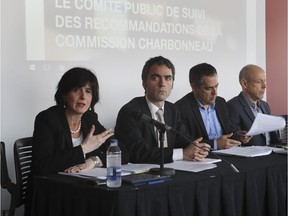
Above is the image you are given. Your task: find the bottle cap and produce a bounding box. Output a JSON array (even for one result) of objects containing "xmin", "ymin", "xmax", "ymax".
[{"xmin": 111, "ymin": 139, "xmax": 118, "ymax": 144}]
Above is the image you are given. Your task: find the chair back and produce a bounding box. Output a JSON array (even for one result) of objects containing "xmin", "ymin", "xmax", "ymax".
[
  {"xmin": 280, "ymin": 115, "xmax": 287, "ymax": 145},
  {"xmin": 1, "ymin": 141, "xmax": 18, "ymax": 216},
  {"xmin": 14, "ymin": 137, "xmax": 33, "ymax": 207},
  {"xmin": 1, "ymin": 141, "xmax": 13, "ymax": 190}
]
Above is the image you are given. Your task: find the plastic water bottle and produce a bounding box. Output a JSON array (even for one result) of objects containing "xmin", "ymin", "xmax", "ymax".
[{"xmin": 106, "ymin": 139, "xmax": 122, "ymax": 188}]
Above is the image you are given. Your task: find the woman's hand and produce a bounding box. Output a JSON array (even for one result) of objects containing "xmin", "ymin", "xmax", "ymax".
[
  {"xmin": 65, "ymin": 158, "xmax": 96, "ymax": 173},
  {"xmin": 81, "ymin": 125, "xmax": 114, "ymax": 154}
]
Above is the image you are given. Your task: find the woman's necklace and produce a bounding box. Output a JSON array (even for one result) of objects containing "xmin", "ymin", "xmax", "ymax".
[{"xmin": 70, "ymin": 120, "xmax": 81, "ymax": 134}]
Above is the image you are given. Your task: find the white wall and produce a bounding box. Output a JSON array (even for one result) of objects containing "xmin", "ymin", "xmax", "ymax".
[{"xmin": 0, "ymin": 0, "xmax": 265, "ymax": 214}]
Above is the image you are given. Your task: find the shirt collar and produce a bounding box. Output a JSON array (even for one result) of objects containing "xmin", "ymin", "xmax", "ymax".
[
  {"xmin": 196, "ymin": 99, "xmax": 216, "ymax": 110},
  {"xmin": 145, "ymin": 96, "xmax": 164, "ymax": 116},
  {"xmin": 242, "ymin": 92, "xmax": 260, "ymax": 109}
]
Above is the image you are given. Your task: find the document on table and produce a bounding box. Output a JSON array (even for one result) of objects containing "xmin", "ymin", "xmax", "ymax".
[
  {"xmin": 213, "ymin": 146, "xmax": 272, "ymax": 157},
  {"xmin": 253, "ymin": 145, "xmax": 287, "ymax": 154},
  {"xmin": 59, "ymin": 167, "xmax": 108, "ymax": 180},
  {"xmin": 165, "ymin": 158, "xmax": 221, "ymax": 172},
  {"xmin": 59, "ymin": 158, "xmax": 221, "ymax": 180},
  {"xmin": 59, "ymin": 167, "xmax": 132, "ymax": 180},
  {"xmin": 165, "ymin": 160, "xmax": 218, "ymax": 172},
  {"xmin": 122, "ymin": 158, "xmax": 221, "ymax": 173},
  {"xmin": 245, "ymin": 113, "xmax": 286, "ymax": 136}
]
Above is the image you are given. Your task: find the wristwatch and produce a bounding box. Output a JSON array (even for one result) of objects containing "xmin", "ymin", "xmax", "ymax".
[{"xmin": 90, "ymin": 156, "xmax": 102, "ymax": 167}]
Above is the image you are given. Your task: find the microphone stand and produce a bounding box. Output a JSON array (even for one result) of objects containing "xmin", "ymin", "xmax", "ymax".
[
  {"xmin": 134, "ymin": 111, "xmax": 239, "ymax": 173},
  {"xmin": 149, "ymin": 127, "xmax": 176, "ymax": 176}
]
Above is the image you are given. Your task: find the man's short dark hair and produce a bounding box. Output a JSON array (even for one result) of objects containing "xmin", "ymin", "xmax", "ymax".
[
  {"xmin": 189, "ymin": 63, "xmax": 217, "ymax": 86},
  {"xmin": 142, "ymin": 56, "xmax": 175, "ymax": 82}
]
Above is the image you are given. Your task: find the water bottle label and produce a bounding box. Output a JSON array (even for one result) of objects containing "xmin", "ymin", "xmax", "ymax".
[{"xmin": 107, "ymin": 167, "xmax": 121, "ymax": 181}]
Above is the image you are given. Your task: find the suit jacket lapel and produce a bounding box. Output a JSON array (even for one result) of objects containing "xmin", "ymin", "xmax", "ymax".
[
  {"xmin": 190, "ymin": 93, "xmax": 209, "ymax": 137},
  {"xmin": 239, "ymin": 93, "xmax": 255, "ymax": 122},
  {"xmin": 258, "ymin": 101, "xmax": 269, "ymax": 114},
  {"xmin": 215, "ymin": 98, "xmax": 229, "ymax": 133},
  {"xmin": 57, "ymin": 108, "xmax": 74, "ymax": 150},
  {"xmin": 140, "ymin": 97, "xmax": 158, "ymax": 141}
]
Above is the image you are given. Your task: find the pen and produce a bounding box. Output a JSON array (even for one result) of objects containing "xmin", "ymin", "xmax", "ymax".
[
  {"xmin": 274, "ymin": 145, "xmax": 288, "ymax": 150},
  {"xmin": 148, "ymin": 179, "xmax": 170, "ymax": 185},
  {"xmin": 133, "ymin": 170, "xmax": 149, "ymax": 174},
  {"xmin": 121, "ymin": 170, "xmax": 149, "ymax": 174}
]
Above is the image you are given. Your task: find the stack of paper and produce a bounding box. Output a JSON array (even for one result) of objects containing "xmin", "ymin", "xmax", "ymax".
[
  {"xmin": 59, "ymin": 158, "xmax": 221, "ymax": 181},
  {"xmin": 165, "ymin": 161, "xmax": 218, "ymax": 172},
  {"xmin": 122, "ymin": 158, "xmax": 221, "ymax": 173},
  {"xmin": 213, "ymin": 146, "xmax": 272, "ymax": 157}
]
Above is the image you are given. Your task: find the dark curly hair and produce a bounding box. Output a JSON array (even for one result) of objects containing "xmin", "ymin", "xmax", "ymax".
[{"xmin": 54, "ymin": 67, "xmax": 100, "ymax": 110}]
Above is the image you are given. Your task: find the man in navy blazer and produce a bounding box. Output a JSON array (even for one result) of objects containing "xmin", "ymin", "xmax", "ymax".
[
  {"xmin": 175, "ymin": 63, "xmax": 241, "ymax": 150},
  {"xmin": 227, "ymin": 64, "xmax": 281, "ymax": 146},
  {"xmin": 115, "ymin": 56, "xmax": 210, "ymax": 164}
]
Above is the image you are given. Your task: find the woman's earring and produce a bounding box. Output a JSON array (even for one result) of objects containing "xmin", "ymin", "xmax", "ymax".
[{"xmin": 89, "ymin": 107, "xmax": 92, "ymax": 111}]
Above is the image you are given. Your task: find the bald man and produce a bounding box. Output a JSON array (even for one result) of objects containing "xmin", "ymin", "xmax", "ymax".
[{"xmin": 228, "ymin": 64, "xmax": 281, "ymax": 146}]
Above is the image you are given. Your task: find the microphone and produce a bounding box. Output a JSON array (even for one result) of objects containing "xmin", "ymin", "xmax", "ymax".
[
  {"xmin": 132, "ymin": 111, "xmax": 240, "ymax": 173},
  {"xmin": 132, "ymin": 111, "xmax": 175, "ymax": 175},
  {"xmin": 132, "ymin": 111, "xmax": 173, "ymax": 132}
]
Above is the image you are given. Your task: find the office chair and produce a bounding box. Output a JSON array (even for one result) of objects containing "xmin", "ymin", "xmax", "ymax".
[
  {"xmin": 1, "ymin": 141, "xmax": 17, "ymax": 216},
  {"xmin": 1, "ymin": 138, "xmax": 33, "ymax": 216},
  {"xmin": 13, "ymin": 137, "xmax": 33, "ymax": 216}
]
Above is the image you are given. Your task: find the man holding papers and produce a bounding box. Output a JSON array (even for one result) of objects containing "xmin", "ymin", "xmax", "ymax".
[{"xmin": 228, "ymin": 64, "xmax": 281, "ymax": 146}]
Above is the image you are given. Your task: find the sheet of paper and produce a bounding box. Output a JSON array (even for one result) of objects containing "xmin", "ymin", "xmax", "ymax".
[
  {"xmin": 245, "ymin": 113, "xmax": 286, "ymax": 136},
  {"xmin": 59, "ymin": 167, "xmax": 108, "ymax": 179},
  {"xmin": 121, "ymin": 158, "xmax": 220, "ymax": 173},
  {"xmin": 213, "ymin": 146, "xmax": 272, "ymax": 157},
  {"xmin": 165, "ymin": 161, "xmax": 217, "ymax": 172},
  {"xmin": 59, "ymin": 158, "xmax": 221, "ymax": 178},
  {"xmin": 59, "ymin": 167, "xmax": 131, "ymax": 180},
  {"xmin": 193, "ymin": 157, "xmax": 222, "ymax": 164},
  {"xmin": 252, "ymin": 145, "xmax": 287, "ymax": 154}
]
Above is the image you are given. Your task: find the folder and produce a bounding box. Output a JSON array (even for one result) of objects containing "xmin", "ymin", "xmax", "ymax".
[{"xmin": 122, "ymin": 173, "xmax": 170, "ymax": 185}]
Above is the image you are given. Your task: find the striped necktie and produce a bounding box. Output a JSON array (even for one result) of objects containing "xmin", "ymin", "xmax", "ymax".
[{"xmin": 155, "ymin": 108, "xmax": 168, "ymax": 147}]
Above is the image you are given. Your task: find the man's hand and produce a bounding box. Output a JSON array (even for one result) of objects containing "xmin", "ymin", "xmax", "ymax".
[
  {"xmin": 217, "ymin": 133, "xmax": 241, "ymax": 149},
  {"xmin": 183, "ymin": 137, "xmax": 210, "ymax": 161}
]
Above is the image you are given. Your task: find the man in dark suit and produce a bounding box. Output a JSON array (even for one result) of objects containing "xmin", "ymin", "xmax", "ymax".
[
  {"xmin": 175, "ymin": 63, "xmax": 241, "ymax": 150},
  {"xmin": 115, "ymin": 56, "xmax": 210, "ymax": 164},
  {"xmin": 227, "ymin": 64, "xmax": 281, "ymax": 146}
]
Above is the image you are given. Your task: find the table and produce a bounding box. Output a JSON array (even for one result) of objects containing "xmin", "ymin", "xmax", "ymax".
[{"xmin": 31, "ymin": 153, "xmax": 287, "ymax": 216}]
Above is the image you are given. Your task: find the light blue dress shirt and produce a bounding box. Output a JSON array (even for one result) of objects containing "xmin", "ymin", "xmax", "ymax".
[{"xmin": 198, "ymin": 101, "xmax": 222, "ymax": 149}]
